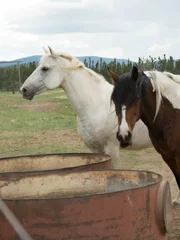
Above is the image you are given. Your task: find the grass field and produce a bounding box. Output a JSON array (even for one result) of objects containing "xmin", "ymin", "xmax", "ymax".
[
  {"xmin": 0, "ymin": 89, "xmax": 82, "ymax": 156},
  {"xmin": 0, "ymin": 89, "xmax": 164, "ymax": 163},
  {"xmin": 0, "ymin": 89, "xmax": 179, "ymax": 239}
]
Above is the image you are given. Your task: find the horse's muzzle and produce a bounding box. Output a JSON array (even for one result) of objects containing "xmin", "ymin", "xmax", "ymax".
[
  {"xmin": 116, "ymin": 131, "xmax": 132, "ymax": 148},
  {"xmin": 20, "ymin": 87, "xmax": 34, "ymax": 100}
]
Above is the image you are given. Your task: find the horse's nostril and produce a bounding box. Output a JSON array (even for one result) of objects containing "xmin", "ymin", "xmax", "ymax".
[
  {"xmin": 116, "ymin": 131, "xmax": 124, "ymax": 142},
  {"xmin": 116, "ymin": 131, "xmax": 132, "ymax": 148},
  {"xmin": 22, "ymin": 88, "xmax": 27, "ymax": 94},
  {"xmin": 125, "ymin": 131, "xmax": 132, "ymax": 142},
  {"xmin": 116, "ymin": 131, "xmax": 121, "ymax": 141}
]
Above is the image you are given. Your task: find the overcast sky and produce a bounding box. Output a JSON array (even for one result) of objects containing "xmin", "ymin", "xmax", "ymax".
[{"xmin": 0, "ymin": 0, "xmax": 180, "ymax": 61}]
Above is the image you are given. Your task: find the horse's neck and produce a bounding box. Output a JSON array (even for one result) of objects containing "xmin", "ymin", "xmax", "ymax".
[
  {"xmin": 140, "ymin": 83, "xmax": 157, "ymax": 127},
  {"xmin": 61, "ymin": 69, "xmax": 112, "ymax": 117},
  {"xmin": 140, "ymin": 83, "xmax": 179, "ymax": 156}
]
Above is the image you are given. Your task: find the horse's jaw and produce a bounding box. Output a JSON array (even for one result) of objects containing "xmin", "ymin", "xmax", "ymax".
[{"xmin": 22, "ymin": 94, "xmax": 34, "ymax": 101}]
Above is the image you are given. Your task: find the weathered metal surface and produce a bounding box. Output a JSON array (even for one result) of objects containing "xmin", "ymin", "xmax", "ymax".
[
  {"xmin": 0, "ymin": 170, "xmax": 172, "ymax": 239},
  {"xmin": 156, "ymin": 180, "xmax": 173, "ymax": 234},
  {"xmin": 0, "ymin": 153, "xmax": 111, "ymax": 181}
]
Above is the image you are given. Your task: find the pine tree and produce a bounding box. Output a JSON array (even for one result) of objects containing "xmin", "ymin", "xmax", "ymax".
[
  {"xmin": 166, "ymin": 56, "xmax": 174, "ymax": 72},
  {"xmin": 84, "ymin": 59, "xmax": 88, "ymax": 67}
]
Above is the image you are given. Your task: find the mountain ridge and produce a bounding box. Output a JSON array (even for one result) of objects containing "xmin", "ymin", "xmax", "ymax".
[{"xmin": 0, "ymin": 55, "xmax": 133, "ymax": 67}]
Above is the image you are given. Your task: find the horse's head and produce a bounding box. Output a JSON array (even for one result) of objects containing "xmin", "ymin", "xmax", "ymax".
[
  {"xmin": 109, "ymin": 66, "xmax": 146, "ymax": 148},
  {"xmin": 20, "ymin": 47, "xmax": 83, "ymax": 100}
]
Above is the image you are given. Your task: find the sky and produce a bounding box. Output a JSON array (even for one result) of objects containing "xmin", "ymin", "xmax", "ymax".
[{"xmin": 0, "ymin": 0, "xmax": 180, "ymax": 61}]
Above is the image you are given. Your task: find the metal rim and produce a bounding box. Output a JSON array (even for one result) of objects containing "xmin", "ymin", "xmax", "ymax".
[
  {"xmin": 0, "ymin": 152, "xmax": 111, "ymax": 161},
  {"xmin": 0, "ymin": 153, "xmax": 111, "ymax": 174},
  {"xmin": 2, "ymin": 169, "xmax": 162, "ymax": 201},
  {"xmin": 156, "ymin": 180, "xmax": 173, "ymax": 234}
]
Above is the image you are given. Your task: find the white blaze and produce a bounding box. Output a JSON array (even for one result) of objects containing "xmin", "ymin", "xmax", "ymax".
[{"xmin": 120, "ymin": 105, "xmax": 129, "ymax": 138}]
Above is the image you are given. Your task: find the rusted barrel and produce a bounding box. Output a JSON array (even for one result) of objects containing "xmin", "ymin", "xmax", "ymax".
[
  {"xmin": 0, "ymin": 170, "xmax": 172, "ymax": 239},
  {"xmin": 0, "ymin": 153, "xmax": 111, "ymax": 180}
]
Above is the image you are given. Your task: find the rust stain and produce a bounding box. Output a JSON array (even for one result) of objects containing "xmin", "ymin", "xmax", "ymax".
[
  {"xmin": 0, "ymin": 169, "xmax": 171, "ymax": 240},
  {"xmin": 0, "ymin": 153, "xmax": 111, "ymax": 173}
]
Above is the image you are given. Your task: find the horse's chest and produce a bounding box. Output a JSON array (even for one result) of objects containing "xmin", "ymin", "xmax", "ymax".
[
  {"xmin": 148, "ymin": 124, "xmax": 174, "ymax": 156},
  {"xmin": 150, "ymin": 135, "xmax": 169, "ymax": 156},
  {"xmin": 77, "ymin": 118, "xmax": 106, "ymax": 147}
]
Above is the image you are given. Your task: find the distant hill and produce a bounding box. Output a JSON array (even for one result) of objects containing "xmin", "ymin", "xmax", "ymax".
[
  {"xmin": 0, "ymin": 55, "xmax": 133, "ymax": 67},
  {"xmin": 77, "ymin": 56, "xmax": 131, "ymax": 65}
]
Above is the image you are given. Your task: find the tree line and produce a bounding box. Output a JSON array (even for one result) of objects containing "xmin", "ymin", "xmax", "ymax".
[
  {"xmin": 0, "ymin": 54, "xmax": 180, "ymax": 92},
  {"xmin": 0, "ymin": 62, "xmax": 37, "ymax": 92}
]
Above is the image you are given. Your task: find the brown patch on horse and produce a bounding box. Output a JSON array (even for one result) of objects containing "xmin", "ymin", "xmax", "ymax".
[{"xmin": 126, "ymin": 103, "xmax": 141, "ymax": 131}]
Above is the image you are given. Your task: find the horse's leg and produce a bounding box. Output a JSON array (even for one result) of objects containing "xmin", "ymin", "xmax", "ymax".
[
  {"xmin": 104, "ymin": 141, "xmax": 120, "ymax": 169},
  {"xmin": 162, "ymin": 155, "xmax": 180, "ymax": 208}
]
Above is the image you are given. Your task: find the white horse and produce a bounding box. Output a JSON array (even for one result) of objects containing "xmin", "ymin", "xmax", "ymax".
[{"xmin": 20, "ymin": 47, "xmax": 152, "ymax": 169}]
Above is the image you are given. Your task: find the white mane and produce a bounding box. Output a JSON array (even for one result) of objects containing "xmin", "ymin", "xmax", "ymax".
[
  {"xmin": 61, "ymin": 53, "xmax": 106, "ymax": 82},
  {"xmin": 41, "ymin": 52, "xmax": 106, "ymax": 82},
  {"xmin": 144, "ymin": 70, "xmax": 180, "ymax": 120}
]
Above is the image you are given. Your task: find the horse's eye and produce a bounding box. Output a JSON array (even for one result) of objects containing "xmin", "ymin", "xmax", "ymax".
[{"xmin": 41, "ymin": 67, "xmax": 49, "ymax": 71}]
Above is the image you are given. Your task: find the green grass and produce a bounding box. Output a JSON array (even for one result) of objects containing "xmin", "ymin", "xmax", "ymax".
[
  {"xmin": 0, "ymin": 90, "xmax": 161, "ymax": 162},
  {"xmin": 0, "ymin": 90, "xmax": 166, "ymax": 165},
  {"xmin": 0, "ymin": 89, "xmax": 149, "ymax": 161},
  {"xmin": 0, "ymin": 89, "xmax": 77, "ymax": 132},
  {"xmin": 0, "ymin": 89, "xmax": 83, "ymax": 157}
]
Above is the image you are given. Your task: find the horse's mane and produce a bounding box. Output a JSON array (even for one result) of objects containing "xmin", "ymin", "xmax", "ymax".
[
  {"xmin": 163, "ymin": 71, "xmax": 180, "ymax": 83},
  {"xmin": 83, "ymin": 67, "xmax": 106, "ymax": 82},
  {"xmin": 144, "ymin": 70, "xmax": 180, "ymax": 120},
  {"xmin": 60, "ymin": 53, "xmax": 106, "ymax": 82},
  {"xmin": 41, "ymin": 52, "xmax": 106, "ymax": 82}
]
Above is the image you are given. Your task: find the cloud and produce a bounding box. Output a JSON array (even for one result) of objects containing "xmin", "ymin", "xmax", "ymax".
[
  {"xmin": 94, "ymin": 47, "xmax": 124, "ymax": 58},
  {"xmin": 148, "ymin": 43, "xmax": 172, "ymax": 52},
  {"xmin": 139, "ymin": 23, "xmax": 159, "ymax": 37},
  {"xmin": 0, "ymin": 0, "xmax": 162, "ymax": 35},
  {"xmin": 0, "ymin": 0, "xmax": 180, "ymax": 60}
]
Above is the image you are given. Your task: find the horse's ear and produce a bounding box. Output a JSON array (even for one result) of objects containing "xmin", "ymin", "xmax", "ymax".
[
  {"xmin": 107, "ymin": 67, "xmax": 119, "ymax": 85},
  {"xmin": 48, "ymin": 46, "xmax": 56, "ymax": 56},
  {"xmin": 131, "ymin": 66, "xmax": 138, "ymax": 81},
  {"xmin": 43, "ymin": 47, "xmax": 48, "ymax": 54}
]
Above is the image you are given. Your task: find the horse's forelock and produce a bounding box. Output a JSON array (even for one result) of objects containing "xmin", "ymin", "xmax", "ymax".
[{"xmin": 113, "ymin": 74, "xmax": 138, "ymax": 106}]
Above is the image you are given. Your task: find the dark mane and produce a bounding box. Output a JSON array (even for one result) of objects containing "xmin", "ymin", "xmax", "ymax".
[
  {"xmin": 111, "ymin": 73, "xmax": 139, "ymax": 107},
  {"xmin": 111, "ymin": 71, "xmax": 150, "ymax": 107}
]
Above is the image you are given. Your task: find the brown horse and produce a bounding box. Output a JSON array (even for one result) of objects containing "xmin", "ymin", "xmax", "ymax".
[{"xmin": 108, "ymin": 66, "xmax": 180, "ymax": 208}]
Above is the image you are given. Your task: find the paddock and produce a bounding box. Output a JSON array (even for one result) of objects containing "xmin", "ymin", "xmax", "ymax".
[{"xmin": 0, "ymin": 90, "xmax": 179, "ymax": 239}]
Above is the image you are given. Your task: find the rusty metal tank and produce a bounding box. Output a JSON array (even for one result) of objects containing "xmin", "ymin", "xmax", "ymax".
[
  {"xmin": 0, "ymin": 170, "xmax": 172, "ymax": 239},
  {"xmin": 0, "ymin": 153, "xmax": 111, "ymax": 180}
]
